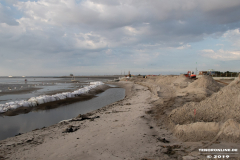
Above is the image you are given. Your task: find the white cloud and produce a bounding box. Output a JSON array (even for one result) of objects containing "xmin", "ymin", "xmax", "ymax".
[
  {"xmin": 177, "ymin": 44, "xmax": 191, "ymax": 50},
  {"xmin": 223, "ymin": 28, "xmax": 240, "ymax": 47},
  {"xmin": 201, "ymin": 49, "xmax": 214, "ymax": 53},
  {"xmin": 74, "ymin": 32, "xmax": 108, "ymax": 50},
  {"xmin": 200, "ymin": 49, "xmax": 240, "ymax": 60},
  {"xmin": 223, "ymin": 29, "xmax": 240, "ymax": 37}
]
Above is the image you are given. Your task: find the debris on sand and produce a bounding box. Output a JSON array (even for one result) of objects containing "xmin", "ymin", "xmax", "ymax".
[
  {"xmin": 161, "ymin": 145, "xmax": 181, "ymax": 155},
  {"xmin": 59, "ymin": 114, "xmax": 100, "ymax": 124},
  {"xmin": 62, "ymin": 125, "xmax": 80, "ymax": 133},
  {"xmin": 15, "ymin": 133, "xmax": 22, "ymax": 136},
  {"xmin": 157, "ymin": 137, "xmax": 170, "ymax": 143}
]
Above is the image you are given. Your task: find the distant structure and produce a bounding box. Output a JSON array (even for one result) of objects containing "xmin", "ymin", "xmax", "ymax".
[
  {"xmin": 199, "ymin": 70, "xmax": 239, "ymax": 77},
  {"xmin": 70, "ymin": 73, "xmax": 73, "ymax": 76},
  {"xmin": 196, "ymin": 62, "xmax": 198, "ymax": 76},
  {"xmin": 128, "ymin": 71, "xmax": 131, "ymax": 77}
]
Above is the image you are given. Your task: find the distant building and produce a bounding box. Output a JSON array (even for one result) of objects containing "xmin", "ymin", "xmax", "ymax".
[
  {"xmin": 199, "ymin": 71, "xmax": 207, "ymax": 75},
  {"xmin": 70, "ymin": 74, "xmax": 73, "ymax": 76},
  {"xmin": 198, "ymin": 70, "xmax": 238, "ymax": 77}
]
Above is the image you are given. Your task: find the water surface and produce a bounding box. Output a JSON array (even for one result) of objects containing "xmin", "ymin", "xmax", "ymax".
[{"xmin": 0, "ymin": 87, "xmax": 125, "ymax": 140}]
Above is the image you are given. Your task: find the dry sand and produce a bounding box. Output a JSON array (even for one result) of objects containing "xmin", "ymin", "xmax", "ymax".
[
  {"xmin": 129, "ymin": 75, "xmax": 240, "ymax": 159},
  {"xmin": 0, "ymin": 78, "xmax": 240, "ymax": 160}
]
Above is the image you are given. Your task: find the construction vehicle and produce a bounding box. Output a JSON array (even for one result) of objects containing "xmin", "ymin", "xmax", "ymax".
[{"xmin": 184, "ymin": 71, "xmax": 196, "ymax": 79}]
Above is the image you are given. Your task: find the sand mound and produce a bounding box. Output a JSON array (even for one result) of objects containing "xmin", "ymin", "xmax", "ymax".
[
  {"xmin": 173, "ymin": 74, "xmax": 192, "ymax": 84},
  {"xmin": 220, "ymin": 119, "xmax": 240, "ymax": 142},
  {"xmin": 187, "ymin": 75, "xmax": 223, "ymax": 92},
  {"xmin": 172, "ymin": 74, "xmax": 193, "ymax": 89},
  {"xmin": 135, "ymin": 76, "xmax": 176, "ymax": 97},
  {"xmin": 155, "ymin": 75, "xmax": 178, "ymax": 85},
  {"xmin": 173, "ymin": 75, "xmax": 223, "ymax": 104},
  {"xmin": 174, "ymin": 122, "xmax": 220, "ymax": 141},
  {"xmin": 174, "ymin": 75, "xmax": 223, "ymax": 103},
  {"xmin": 169, "ymin": 78, "xmax": 240, "ymax": 125},
  {"xmin": 174, "ymin": 119, "xmax": 240, "ymax": 142}
]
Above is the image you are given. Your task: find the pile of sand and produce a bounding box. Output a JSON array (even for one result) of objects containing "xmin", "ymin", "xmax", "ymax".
[
  {"xmin": 155, "ymin": 75, "xmax": 178, "ymax": 86},
  {"xmin": 174, "ymin": 119, "xmax": 240, "ymax": 142},
  {"xmin": 169, "ymin": 78, "xmax": 240, "ymax": 141},
  {"xmin": 187, "ymin": 75, "xmax": 223, "ymax": 92},
  {"xmin": 174, "ymin": 122, "xmax": 220, "ymax": 141},
  {"xmin": 175, "ymin": 75, "xmax": 223, "ymax": 103},
  {"xmin": 171, "ymin": 74, "xmax": 193, "ymax": 89},
  {"xmin": 169, "ymin": 78, "xmax": 240, "ymax": 125}
]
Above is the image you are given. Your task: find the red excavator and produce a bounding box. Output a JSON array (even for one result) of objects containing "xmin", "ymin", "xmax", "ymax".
[{"xmin": 184, "ymin": 71, "xmax": 196, "ymax": 79}]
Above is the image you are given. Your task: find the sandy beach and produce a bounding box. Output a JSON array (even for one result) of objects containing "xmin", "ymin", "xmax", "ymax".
[{"xmin": 0, "ymin": 77, "xmax": 240, "ymax": 160}]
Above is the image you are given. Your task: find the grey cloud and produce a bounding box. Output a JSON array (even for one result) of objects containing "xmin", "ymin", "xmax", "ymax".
[
  {"xmin": 0, "ymin": 4, "xmax": 19, "ymax": 25},
  {"xmin": 4, "ymin": 0, "xmax": 240, "ymax": 51},
  {"xmin": 90, "ymin": 0, "xmax": 120, "ymax": 6},
  {"xmin": 1, "ymin": 0, "xmax": 240, "ymax": 76}
]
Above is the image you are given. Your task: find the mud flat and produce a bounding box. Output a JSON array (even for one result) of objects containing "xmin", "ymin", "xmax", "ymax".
[{"xmin": 0, "ymin": 78, "xmax": 239, "ymax": 160}]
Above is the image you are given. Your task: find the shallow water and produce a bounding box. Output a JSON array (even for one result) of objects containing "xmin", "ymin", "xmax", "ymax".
[
  {"xmin": 0, "ymin": 77, "xmax": 60, "ymax": 84},
  {"xmin": 0, "ymin": 87, "xmax": 125, "ymax": 140},
  {"xmin": 0, "ymin": 77, "xmax": 93, "ymax": 103},
  {"xmin": 0, "ymin": 83, "xmax": 74, "ymax": 103}
]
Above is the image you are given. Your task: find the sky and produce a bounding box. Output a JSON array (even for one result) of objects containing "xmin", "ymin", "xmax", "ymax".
[{"xmin": 0, "ymin": 0, "xmax": 240, "ymax": 76}]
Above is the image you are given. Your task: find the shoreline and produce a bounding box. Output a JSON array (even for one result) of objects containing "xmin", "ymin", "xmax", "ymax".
[
  {"xmin": 0, "ymin": 81, "xmax": 165, "ymax": 159},
  {"xmin": 0, "ymin": 80, "xmax": 239, "ymax": 159},
  {"xmin": 0, "ymin": 84, "xmax": 110, "ymax": 116}
]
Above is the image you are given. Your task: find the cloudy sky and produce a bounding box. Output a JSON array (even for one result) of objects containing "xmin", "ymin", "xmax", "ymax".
[{"xmin": 0, "ymin": 0, "xmax": 240, "ymax": 76}]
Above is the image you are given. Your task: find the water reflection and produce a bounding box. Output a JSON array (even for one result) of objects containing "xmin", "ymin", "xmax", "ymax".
[{"xmin": 0, "ymin": 88, "xmax": 125, "ymax": 140}]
